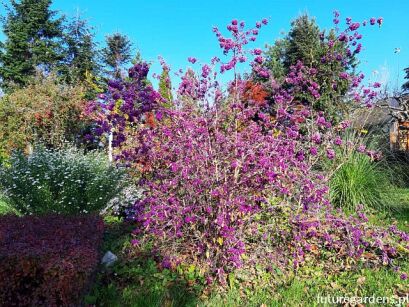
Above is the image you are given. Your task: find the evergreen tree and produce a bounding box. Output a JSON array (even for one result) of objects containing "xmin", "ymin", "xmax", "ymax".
[
  {"xmin": 264, "ymin": 15, "xmax": 323, "ymax": 76},
  {"xmin": 403, "ymin": 67, "xmax": 409, "ymax": 92},
  {"xmin": 263, "ymin": 39, "xmax": 287, "ymax": 80},
  {"xmin": 101, "ymin": 33, "xmax": 132, "ymax": 79},
  {"xmin": 0, "ymin": 0, "xmax": 64, "ymax": 90},
  {"xmin": 263, "ymin": 14, "xmax": 354, "ymax": 119},
  {"xmin": 131, "ymin": 50, "xmax": 144, "ymax": 65},
  {"xmin": 61, "ymin": 13, "xmax": 100, "ymax": 83},
  {"xmin": 158, "ymin": 67, "xmax": 173, "ymax": 107},
  {"xmin": 283, "ymin": 15, "xmax": 322, "ymax": 69}
]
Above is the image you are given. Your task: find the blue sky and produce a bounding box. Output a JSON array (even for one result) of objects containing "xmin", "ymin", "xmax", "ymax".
[{"xmin": 1, "ymin": 0, "xmax": 408, "ymax": 90}]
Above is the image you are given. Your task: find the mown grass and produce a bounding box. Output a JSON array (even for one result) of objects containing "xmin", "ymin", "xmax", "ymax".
[
  {"xmin": 88, "ymin": 191, "xmax": 409, "ymax": 307},
  {"xmin": 203, "ymin": 263, "xmax": 409, "ymax": 306}
]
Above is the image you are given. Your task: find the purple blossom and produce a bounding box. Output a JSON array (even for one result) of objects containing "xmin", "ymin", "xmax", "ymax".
[
  {"xmin": 349, "ymin": 22, "xmax": 360, "ymax": 31},
  {"xmin": 339, "ymin": 72, "xmax": 349, "ymax": 80},
  {"xmin": 334, "ymin": 136, "xmax": 342, "ymax": 146},
  {"xmin": 326, "ymin": 148, "xmax": 336, "ymax": 160},
  {"xmin": 357, "ymin": 144, "xmax": 366, "ymax": 153},
  {"xmin": 310, "ymin": 147, "xmax": 318, "ymax": 156},
  {"xmin": 188, "ymin": 57, "xmax": 197, "ymax": 64}
]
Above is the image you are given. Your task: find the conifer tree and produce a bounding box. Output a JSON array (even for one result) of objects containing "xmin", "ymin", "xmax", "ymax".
[
  {"xmin": 158, "ymin": 67, "xmax": 173, "ymax": 107},
  {"xmin": 101, "ymin": 33, "xmax": 132, "ymax": 79},
  {"xmin": 263, "ymin": 14, "xmax": 354, "ymax": 119},
  {"xmin": 0, "ymin": 0, "xmax": 64, "ymax": 90},
  {"xmin": 61, "ymin": 13, "xmax": 100, "ymax": 83}
]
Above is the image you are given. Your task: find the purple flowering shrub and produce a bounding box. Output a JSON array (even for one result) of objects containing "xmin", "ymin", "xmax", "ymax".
[
  {"xmin": 130, "ymin": 103, "xmax": 334, "ymax": 276},
  {"xmin": 123, "ymin": 101, "xmax": 409, "ymax": 284},
  {"xmin": 91, "ymin": 14, "xmax": 409, "ymax": 284},
  {"xmin": 85, "ymin": 62, "xmax": 161, "ymax": 157}
]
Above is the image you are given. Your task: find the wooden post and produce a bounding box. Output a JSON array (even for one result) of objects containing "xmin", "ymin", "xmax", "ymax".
[{"xmin": 108, "ymin": 131, "xmax": 113, "ymax": 163}]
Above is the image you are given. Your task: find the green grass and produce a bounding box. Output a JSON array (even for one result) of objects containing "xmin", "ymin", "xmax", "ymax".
[
  {"xmin": 0, "ymin": 194, "xmax": 15, "ymax": 215},
  {"xmin": 366, "ymin": 188, "xmax": 409, "ymax": 233},
  {"xmin": 203, "ymin": 264, "xmax": 409, "ymax": 306},
  {"xmin": 85, "ymin": 217, "xmax": 200, "ymax": 307},
  {"xmin": 88, "ymin": 200, "xmax": 409, "ymax": 307}
]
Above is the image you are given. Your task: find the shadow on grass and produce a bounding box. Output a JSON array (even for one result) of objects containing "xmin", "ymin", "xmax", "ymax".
[
  {"xmin": 85, "ymin": 217, "xmax": 200, "ymax": 307},
  {"xmin": 86, "ymin": 277, "xmax": 198, "ymax": 307}
]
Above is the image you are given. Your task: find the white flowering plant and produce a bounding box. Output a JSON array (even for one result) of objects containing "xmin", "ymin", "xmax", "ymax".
[{"xmin": 0, "ymin": 146, "xmax": 128, "ymax": 215}]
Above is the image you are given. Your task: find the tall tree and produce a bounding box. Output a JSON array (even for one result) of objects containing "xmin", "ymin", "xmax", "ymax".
[
  {"xmin": 264, "ymin": 15, "xmax": 323, "ymax": 77},
  {"xmin": 61, "ymin": 13, "xmax": 100, "ymax": 83},
  {"xmin": 0, "ymin": 0, "xmax": 64, "ymax": 90},
  {"xmin": 403, "ymin": 67, "xmax": 409, "ymax": 92},
  {"xmin": 101, "ymin": 33, "xmax": 132, "ymax": 79},
  {"xmin": 283, "ymin": 15, "xmax": 322, "ymax": 69},
  {"xmin": 158, "ymin": 67, "xmax": 173, "ymax": 107},
  {"xmin": 263, "ymin": 14, "xmax": 354, "ymax": 119}
]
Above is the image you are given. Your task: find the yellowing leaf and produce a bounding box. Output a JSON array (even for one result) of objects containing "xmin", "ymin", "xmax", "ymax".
[
  {"xmin": 357, "ymin": 276, "xmax": 366, "ymax": 285},
  {"xmin": 217, "ymin": 237, "xmax": 223, "ymax": 246}
]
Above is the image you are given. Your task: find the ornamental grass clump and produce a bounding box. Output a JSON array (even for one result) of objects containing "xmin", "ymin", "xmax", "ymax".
[
  {"xmin": 329, "ymin": 148, "xmax": 397, "ymax": 211},
  {"xmin": 90, "ymin": 13, "xmax": 409, "ymax": 284}
]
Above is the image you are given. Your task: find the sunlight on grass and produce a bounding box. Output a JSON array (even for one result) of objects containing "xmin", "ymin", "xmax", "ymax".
[{"xmin": 0, "ymin": 195, "xmax": 13, "ymax": 215}]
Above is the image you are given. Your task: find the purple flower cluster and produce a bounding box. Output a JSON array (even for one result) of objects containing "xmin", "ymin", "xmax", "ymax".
[
  {"xmin": 90, "ymin": 62, "xmax": 161, "ymax": 149},
  {"xmin": 211, "ymin": 18, "xmax": 269, "ymax": 77}
]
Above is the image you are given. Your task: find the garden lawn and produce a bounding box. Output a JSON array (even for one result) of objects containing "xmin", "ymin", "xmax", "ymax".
[{"xmin": 87, "ymin": 195, "xmax": 409, "ymax": 307}]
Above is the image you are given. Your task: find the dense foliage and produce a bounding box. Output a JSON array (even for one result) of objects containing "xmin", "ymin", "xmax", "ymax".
[
  {"xmin": 102, "ymin": 33, "xmax": 133, "ymax": 79},
  {"xmin": 0, "ymin": 147, "xmax": 128, "ymax": 215},
  {"xmin": 60, "ymin": 15, "xmax": 100, "ymax": 84},
  {"xmin": 0, "ymin": 214, "xmax": 104, "ymax": 306},
  {"xmin": 158, "ymin": 66, "xmax": 174, "ymax": 107},
  {"xmin": 0, "ymin": 1, "xmax": 132, "ymax": 91},
  {"xmin": 327, "ymin": 134, "xmax": 397, "ymax": 211},
  {"xmin": 0, "ymin": 0, "xmax": 64, "ymax": 89},
  {"xmin": 1, "ymin": 1, "xmax": 408, "ymax": 303},
  {"xmin": 263, "ymin": 13, "xmax": 382, "ymax": 119},
  {"xmin": 0, "ymin": 74, "xmax": 90, "ymax": 160}
]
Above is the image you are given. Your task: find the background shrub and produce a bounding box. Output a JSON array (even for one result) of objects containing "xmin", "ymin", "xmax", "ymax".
[
  {"xmin": 0, "ymin": 74, "xmax": 91, "ymax": 161},
  {"xmin": 0, "ymin": 146, "xmax": 128, "ymax": 215},
  {"xmin": 0, "ymin": 214, "xmax": 104, "ymax": 306},
  {"xmin": 103, "ymin": 185, "xmax": 144, "ymax": 218}
]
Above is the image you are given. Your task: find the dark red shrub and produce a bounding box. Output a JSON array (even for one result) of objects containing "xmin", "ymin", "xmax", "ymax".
[{"xmin": 0, "ymin": 214, "xmax": 104, "ymax": 307}]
